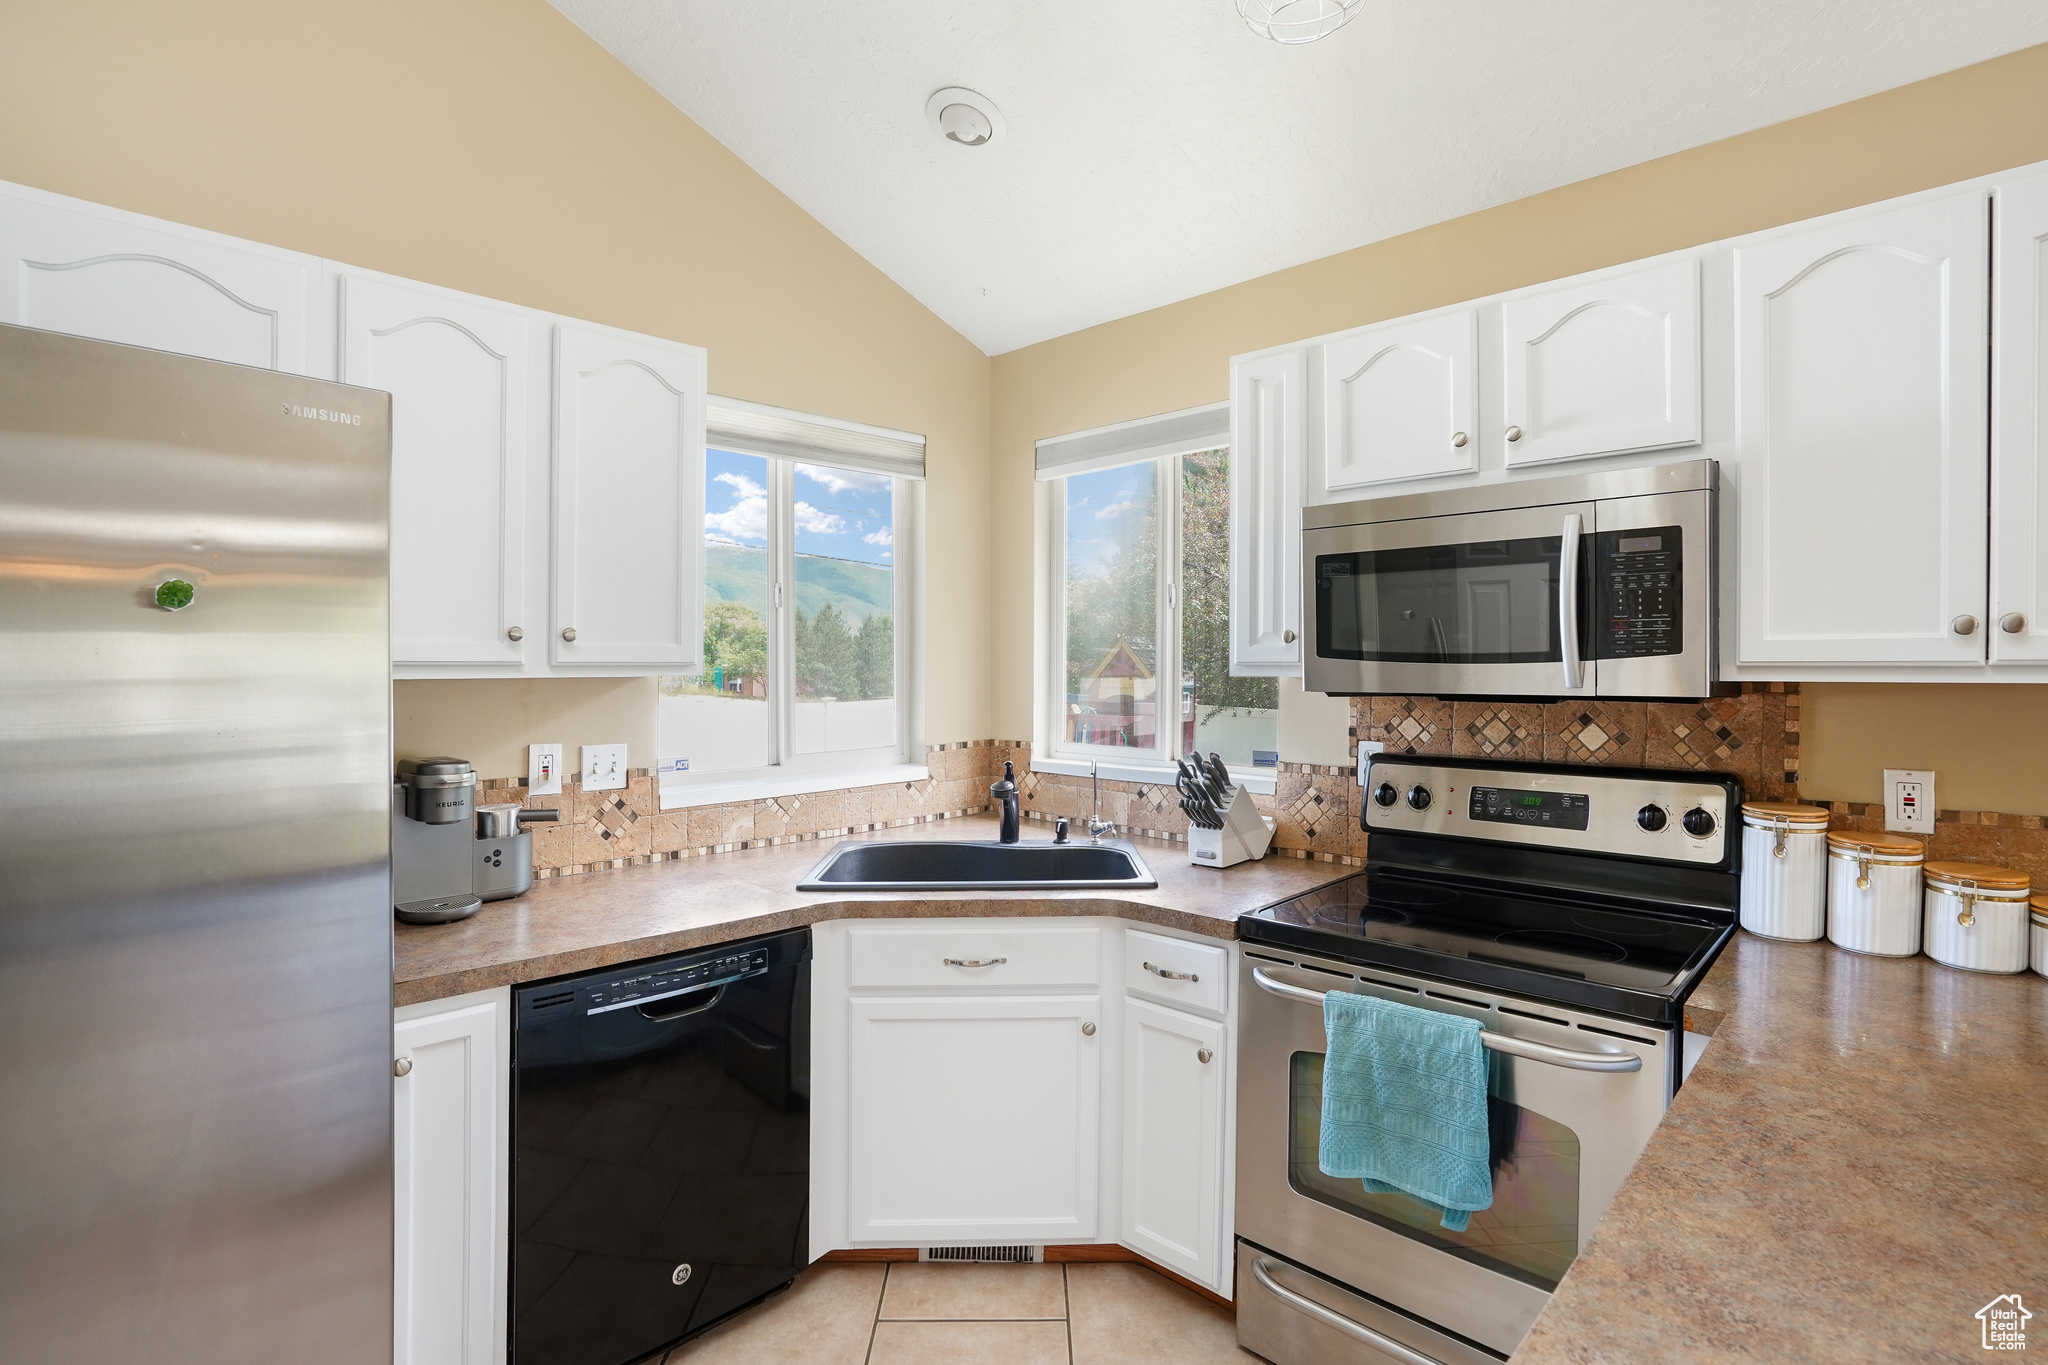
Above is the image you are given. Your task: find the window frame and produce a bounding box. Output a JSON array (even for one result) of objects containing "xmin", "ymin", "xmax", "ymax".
[
  {"xmin": 659, "ymin": 449, "xmax": 923, "ymax": 809},
  {"xmin": 1040, "ymin": 446, "xmax": 1277, "ymax": 795}
]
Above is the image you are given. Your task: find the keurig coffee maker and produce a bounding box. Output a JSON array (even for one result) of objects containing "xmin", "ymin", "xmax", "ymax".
[{"xmin": 393, "ymin": 757, "xmax": 561, "ymax": 924}]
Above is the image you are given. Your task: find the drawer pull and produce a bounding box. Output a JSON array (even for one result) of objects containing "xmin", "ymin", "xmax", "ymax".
[
  {"xmin": 1197, "ymin": 1047, "xmax": 1214, "ymax": 1064},
  {"xmin": 943, "ymin": 956, "xmax": 1007, "ymax": 968},
  {"xmin": 1143, "ymin": 961, "xmax": 1199, "ymax": 982}
]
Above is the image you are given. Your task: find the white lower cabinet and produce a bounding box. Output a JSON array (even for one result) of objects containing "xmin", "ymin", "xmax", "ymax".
[
  {"xmin": 393, "ymin": 988, "xmax": 510, "ymax": 1365},
  {"xmin": 1120, "ymin": 998, "xmax": 1227, "ymax": 1283},
  {"xmin": 847, "ymin": 993, "xmax": 1102, "ymax": 1245},
  {"xmin": 816, "ymin": 919, "xmax": 1237, "ymax": 1295}
]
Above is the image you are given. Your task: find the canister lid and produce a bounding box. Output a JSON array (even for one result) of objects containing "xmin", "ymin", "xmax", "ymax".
[
  {"xmin": 1740, "ymin": 801, "xmax": 1830, "ymax": 829},
  {"xmin": 2032, "ymin": 894, "xmax": 2048, "ymax": 925},
  {"xmin": 1924, "ymin": 860, "xmax": 2031, "ymax": 893},
  {"xmin": 1825, "ymin": 830, "xmax": 1924, "ymax": 859}
]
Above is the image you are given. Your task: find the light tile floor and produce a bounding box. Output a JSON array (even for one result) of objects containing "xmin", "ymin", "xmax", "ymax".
[{"xmin": 664, "ymin": 1260, "xmax": 1265, "ymax": 1365}]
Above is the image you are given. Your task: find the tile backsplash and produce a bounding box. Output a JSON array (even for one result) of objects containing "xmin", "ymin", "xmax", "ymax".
[{"xmin": 487, "ymin": 684, "xmax": 2048, "ymax": 885}]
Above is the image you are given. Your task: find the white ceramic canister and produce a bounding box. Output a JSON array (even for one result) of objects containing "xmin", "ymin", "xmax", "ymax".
[
  {"xmin": 1739, "ymin": 801, "xmax": 1831, "ymax": 941},
  {"xmin": 1922, "ymin": 861, "xmax": 2032, "ymax": 974},
  {"xmin": 1825, "ymin": 830, "xmax": 1927, "ymax": 957},
  {"xmin": 2031, "ymin": 894, "xmax": 2048, "ymax": 978}
]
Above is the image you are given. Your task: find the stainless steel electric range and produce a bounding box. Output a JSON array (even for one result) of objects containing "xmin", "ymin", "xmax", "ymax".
[{"xmin": 1234, "ymin": 755, "xmax": 1741, "ymax": 1365}]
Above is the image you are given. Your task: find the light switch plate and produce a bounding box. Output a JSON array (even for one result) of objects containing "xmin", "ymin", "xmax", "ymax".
[
  {"xmin": 527, "ymin": 743, "xmax": 562, "ymax": 797},
  {"xmin": 582, "ymin": 743, "xmax": 627, "ymax": 793},
  {"xmin": 1883, "ymin": 768, "xmax": 1935, "ymax": 834},
  {"xmin": 1356, "ymin": 741, "xmax": 1384, "ymax": 788}
]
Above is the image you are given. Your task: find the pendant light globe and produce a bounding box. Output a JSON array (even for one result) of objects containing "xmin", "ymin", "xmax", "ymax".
[{"xmin": 1237, "ymin": 0, "xmax": 1366, "ymax": 44}]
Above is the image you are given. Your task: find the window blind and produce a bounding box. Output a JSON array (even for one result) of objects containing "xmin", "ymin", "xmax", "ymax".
[
  {"xmin": 707, "ymin": 395, "xmax": 925, "ymax": 480},
  {"xmin": 1033, "ymin": 400, "xmax": 1229, "ymax": 480}
]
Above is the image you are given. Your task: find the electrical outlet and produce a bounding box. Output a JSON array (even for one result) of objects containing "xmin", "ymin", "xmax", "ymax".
[
  {"xmin": 527, "ymin": 743, "xmax": 562, "ymax": 797},
  {"xmin": 1883, "ymin": 768, "xmax": 1936, "ymax": 835},
  {"xmin": 1356, "ymin": 740, "xmax": 1385, "ymax": 788},
  {"xmin": 582, "ymin": 743, "xmax": 627, "ymax": 793}
]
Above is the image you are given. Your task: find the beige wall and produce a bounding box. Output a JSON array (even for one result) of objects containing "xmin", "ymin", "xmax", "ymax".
[
  {"xmin": 1800, "ymin": 685, "xmax": 2048, "ymax": 813},
  {"xmin": 0, "ymin": 0, "xmax": 991, "ymax": 777},
  {"xmin": 989, "ymin": 43, "xmax": 2048, "ymax": 805}
]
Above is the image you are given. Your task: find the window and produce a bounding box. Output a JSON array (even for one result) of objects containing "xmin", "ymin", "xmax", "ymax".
[
  {"xmin": 660, "ymin": 400, "xmax": 922, "ymax": 803},
  {"xmin": 1049, "ymin": 442, "xmax": 1278, "ymax": 778}
]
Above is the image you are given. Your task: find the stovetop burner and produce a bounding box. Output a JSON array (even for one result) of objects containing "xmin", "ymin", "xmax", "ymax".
[{"xmin": 1242, "ymin": 868, "xmax": 1731, "ymax": 1026}]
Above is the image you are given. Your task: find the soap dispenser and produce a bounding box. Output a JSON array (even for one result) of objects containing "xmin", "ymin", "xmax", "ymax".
[{"xmin": 992, "ymin": 760, "xmax": 1021, "ymax": 843}]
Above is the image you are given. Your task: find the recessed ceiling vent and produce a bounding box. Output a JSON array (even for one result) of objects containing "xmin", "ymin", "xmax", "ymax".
[{"xmin": 926, "ymin": 87, "xmax": 1005, "ymax": 148}]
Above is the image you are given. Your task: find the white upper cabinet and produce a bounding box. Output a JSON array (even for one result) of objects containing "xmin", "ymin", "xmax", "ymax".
[
  {"xmin": 1501, "ymin": 259, "xmax": 1700, "ymax": 467},
  {"xmin": 1731, "ymin": 189, "xmax": 1990, "ymax": 665},
  {"xmin": 1229, "ymin": 347, "xmax": 1305, "ymax": 675},
  {"xmin": 1992, "ymin": 169, "xmax": 2048, "ymax": 664},
  {"xmin": 551, "ymin": 323, "xmax": 707, "ymax": 669},
  {"xmin": 0, "ymin": 188, "xmax": 316, "ymax": 373},
  {"xmin": 341, "ymin": 274, "xmax": 530, "ymax": 667},
  {"xmin": 1321, "ymin": 308, "xmax": 1478, "ymax": 491}
]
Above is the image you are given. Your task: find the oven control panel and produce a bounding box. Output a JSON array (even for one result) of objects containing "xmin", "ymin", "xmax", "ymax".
[{"xmin": 1365, "ymin": 757, "xmax": 1733, "ymax": 866}]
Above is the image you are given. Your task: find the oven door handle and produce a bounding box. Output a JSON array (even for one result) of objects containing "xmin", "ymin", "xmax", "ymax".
[
  {"xmin": 1250, "ymin": 1257, "xmax": 1447, "ymax": 1365},
  {"xmin": 1250, "ymin": 967, "xmax": 1644, "ymax": 1073},
  {"xmin": 1559, "ymin": 511, "xmax": 1584, "ymax": 691}
]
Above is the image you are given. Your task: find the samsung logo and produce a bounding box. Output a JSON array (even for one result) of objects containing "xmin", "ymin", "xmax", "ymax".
[{"xmin": 282, "ymin": 401, "xmax": 363, "ymax": 426}]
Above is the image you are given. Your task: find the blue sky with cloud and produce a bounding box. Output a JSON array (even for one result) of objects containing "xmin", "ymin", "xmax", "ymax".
[
  {"xmin": 703, "ymin": 448, "xmax": 895, "ymax": 567},
  {"xmin": 1064, "ymin": 462, "xmax": 1155, "ymax": 576}
]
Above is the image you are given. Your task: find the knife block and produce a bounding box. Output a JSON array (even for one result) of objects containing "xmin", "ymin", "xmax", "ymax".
[{"xmin": 1187, "ymin": 786, "xmax": 1275, "ymax": 869}]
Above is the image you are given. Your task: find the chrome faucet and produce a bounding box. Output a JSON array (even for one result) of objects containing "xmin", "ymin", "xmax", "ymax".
[{"xmin": 1088, "ymin": 760, "xmax": 1115, "ymax": 844}]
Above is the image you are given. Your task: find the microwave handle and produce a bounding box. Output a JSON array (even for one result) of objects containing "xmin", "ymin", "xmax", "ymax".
[{"xmin": 1559, "ymin": 512, "xmax": 1584, "ymax": 690}]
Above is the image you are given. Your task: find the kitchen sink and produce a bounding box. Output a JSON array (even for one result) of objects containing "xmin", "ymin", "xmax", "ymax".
[{"xmin": 796, "ymin": 839, "xmax": 1158, "ymax": 891}]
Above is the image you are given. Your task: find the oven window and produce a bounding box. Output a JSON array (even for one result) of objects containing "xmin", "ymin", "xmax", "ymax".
[
  {"xmin": 1287, "ymin": 1052, "xmax": 1580, "ymax": 1291},
  {"xmin": 1315, "ymin": 537, "xmax": 1562, "ymax": 664}
]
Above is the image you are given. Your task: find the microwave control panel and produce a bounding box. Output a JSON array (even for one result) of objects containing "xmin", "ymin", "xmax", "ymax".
[{"xmin": 1593, "ymin": 525, "xmax": 1681, "ymax": 658}]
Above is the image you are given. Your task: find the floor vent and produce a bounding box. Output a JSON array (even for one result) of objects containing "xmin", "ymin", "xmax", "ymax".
[{"xmin": 920, "ymin": 1245, "xmax": 1040, "ymax": 1264}]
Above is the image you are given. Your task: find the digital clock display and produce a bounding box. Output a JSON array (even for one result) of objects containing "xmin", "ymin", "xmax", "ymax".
[{"xmin": 1469, "ymin": 785, "xmax": 1591, "ymax": 830}]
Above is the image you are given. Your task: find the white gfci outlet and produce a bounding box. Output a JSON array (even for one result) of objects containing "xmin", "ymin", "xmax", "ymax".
[
  {"xmin": 1356, "ymin": 740, "xmax": 1385, "ymax": 788},
  {"xmin": 528, "ymin": 743, "xmax": 563, "ymax": 797},
  {"xmin": 1883, "ymin": 768, "xmax": 1936, "ymax": 835},
  {"xmin": 582, "ymin": 743, "xmax": 628, "ymax": 793}
]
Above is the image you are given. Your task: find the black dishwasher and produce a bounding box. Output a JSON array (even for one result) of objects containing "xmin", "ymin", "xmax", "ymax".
[{"xmin": 511, "ymin": 927, "xmax": 810, "ymax": 1365}]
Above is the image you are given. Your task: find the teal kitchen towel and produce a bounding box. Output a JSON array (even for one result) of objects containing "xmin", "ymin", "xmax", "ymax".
[{"xmin": 1318, "ymin": 990, "xmax": 1493, "ymax": 1231}]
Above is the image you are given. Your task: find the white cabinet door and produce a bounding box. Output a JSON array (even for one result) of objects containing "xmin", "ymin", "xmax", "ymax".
[
  {"xmin": 341, "ymin": 275, "xmax": 530, "ymax": 666},
  {"xmin": 1501, "ymin": 259, "xmax": 1700, "ymax": 467},
  {"xmin": 1732, "ymin": 189, "xmax": 1990, "ymax": 665},
  {"xmin": 0, "ymin": 185, "xmax": 316, "ymax": 373},
  {"xmin": 1321, "ymin": 308, "xmax": 1477, "ymax": 491},
  {"xmin": 1230, "ymin": 348, "xmax": 1305, "ymax": 675},
  {"xmin": 1993, "ymin": 169, "xmax": 2048, "ymax": 664},
  {"xmin": 847, "ymin": 995, "xmax": 1101, "ymax": 1245},
  {"xmin": 551, "ymin": 322, "xmax": 707, "ymax": 669},
  {"xmin": 393, "ymin": 989, "xmax": 509, "ymax": 1365},
  {"xmin": 1120, "ymin": 999, "xmax": 1226, "ymax": 1289}
]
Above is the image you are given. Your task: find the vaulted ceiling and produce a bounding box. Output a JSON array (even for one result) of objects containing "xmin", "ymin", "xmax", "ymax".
[{"xmin": 551, "ymin": 1, "xmax": 2048, "ymax": 354}]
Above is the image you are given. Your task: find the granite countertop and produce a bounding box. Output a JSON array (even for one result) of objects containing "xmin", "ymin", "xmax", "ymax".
[
  {"xmin": 1512, "ymin": 931, "xmax": 2048, "ymax": 1363},
  {"xmin": 394, "ymin": 814, "xmax": 1355, "ymax": 1006}
]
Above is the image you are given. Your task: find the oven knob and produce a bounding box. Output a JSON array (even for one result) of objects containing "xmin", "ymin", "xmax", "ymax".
[
  {"xmin": 1682, "ymin": 807, "xmax": 1717, "ymax": 838},
  {"xmin": 1636, "ymin": 804, "xmax": 1667, "ymax": 832},
  {"xmin": 1406, "ymin": 785, "xmax": 1432, "ymax": 811},
  {"xmin": 1373, "ymin": 782, "xmax": 1399, "ymax": 808}
]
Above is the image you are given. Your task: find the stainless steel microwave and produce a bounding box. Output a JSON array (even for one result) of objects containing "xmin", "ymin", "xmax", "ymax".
[{"xmin": 1302, "ymin": 460, "xmax": 1719, "ymax": 699}]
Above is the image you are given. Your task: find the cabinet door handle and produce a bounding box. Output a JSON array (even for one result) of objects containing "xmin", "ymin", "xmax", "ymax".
[
  {"xmin": 561, "ymin": 627, "xmax": 578, "ymax": 643},
  {"xmin": 1505, "ymin": 425, "xmax": 1523, "ymax": 442},
  {"xmin": 942, "ymin": 956, "xmax": 1007, "ymax": 968},
  {"xmin": 506, "ymin": 625, "xmax": 524, "ymax": 642},
  {"xmin": 1282, "ymin": 629, "xmax": 1296, "ymax": 644},
  {"xmin": 1197, "ymin": 1047, "xmax": 1214, "ymax": 1064},
  {"xmin": 393, "ymin": 1056, "xmax": 413, "ymax": 1078},
  {"xmin": 1143, "ymin": 961, "xmax": 1199, "ymax": 982},
  {"xmin": 1081, "ymin": 1021, "xmax": 1096, "ymax": 1036},
  {"xmin": 2001, "ymin": 613, "xmax": 2027, "ymax": 634},
  {"xmin": 1451, "ymin": 431, "xmax": 1468, "ymax": 448}
]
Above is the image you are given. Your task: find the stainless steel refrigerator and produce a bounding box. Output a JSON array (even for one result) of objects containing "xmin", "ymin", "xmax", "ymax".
[{"xmin": 0, "ymin": 323, "xmax": 394, "ymax": 1364}]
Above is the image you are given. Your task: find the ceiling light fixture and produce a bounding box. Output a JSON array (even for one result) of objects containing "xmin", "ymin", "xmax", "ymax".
[
  {"xmin": 925, "ymin": 87, "xmax": 1005, "ymax": 148},
  {"xmin": 1237, "ymin": 0, "xmax": 1365, "ymax": 44}
]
